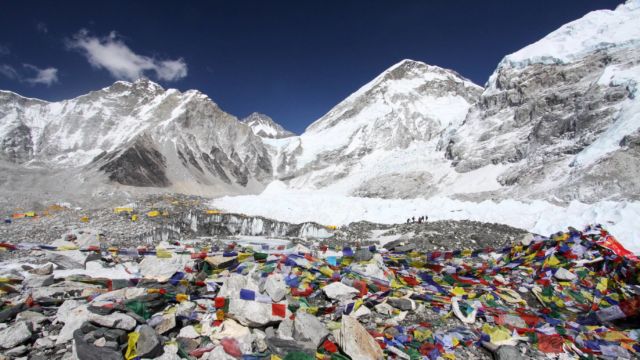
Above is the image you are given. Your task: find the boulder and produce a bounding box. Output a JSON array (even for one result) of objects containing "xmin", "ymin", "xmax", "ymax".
[
  {"xmin": 266, "ymin": 336, "xmax": 316, "ymax": 357},
  {"xmin": 15, "ymin": 311, "xmax": 47, "ymax": 324},
  {"xmin": 28, "ymin": 263, "xmax": 54, "ymax": 275},
  {"xmin": 322, "ymin": 282, "xmax": 359, "ymax": 301},
  {"xmin": 4, "ymin": 345, "xmax": 28, "ymax": 357},
  {"xmin": 227, "ymin": 299, "xmax": 289, "ymax": 327},
  {"xmin": 88, "ymin": 311, "xmax": 137, "ymax": 330},
  {"xmin": 153, "ymin": 314, "xmax": 176, "ymax": 335},
  {"xmin": 45, "ymin": 251, "xmax": 84, "ymax": 270},
  {"xmin": 554, "ymin": 268, "xmax": 577, "ymax": 281},
  {"xmin": 276, "ymin": 318, "xmax": 294, "ymax": 340},
  {"xmin": 339, "ymin": 315, "xmax": 384, "ymax": 360},
  {"xmin": 138, "ymin": 254, "xmax": 192, "ymax": 282},
  {"xmin": 293, "ymin": 311, "xmax": 329, "ymax": 347},
  {"xmin": 57, "ymin": 307, "xmax": 91, "ymax": 344},
  {"xmin": 72, "ymin": 329, "xmax": 122, "ymax": 360},
  {"xmin": 178, "ymin": 325, "xmax": 200, "ymax": 339},
  {"xmin": 0, "ymin": 322, "xmax": 32, "ymax": 349},
  {"xmin": 136, "ymin": 324, "xmax": 164, "ymax": 358},
  {"xmin": 175, "ymin": 301, "xmax": 196, "ymax": 318},
  {"xmin": 210, "ymin": 319, "xmax": 253, "ymax": 354},
  {"xmin": 23, "ymin": 274, "xmax": 54, "ymax": 288},
  {"xmin": 354, "ymin": 248, "xmax": 374, "ymax": 262},
  {"xmin": 204, "ymin": 255, "xmax": 237, "ymax": 269},
  {"xmin": 217, "ymin": 273, "xmax": 260, "ymax": 299},
  {"xmin": 387, "ymin": 298, "xmax": 416, "ymax": 311},
  {"xmin": 264, "ymin": 273, "xmax": 287, "ymax": 302}
]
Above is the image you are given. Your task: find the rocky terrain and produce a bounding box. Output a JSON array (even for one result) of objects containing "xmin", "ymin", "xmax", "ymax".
[{"xmin": 0, "ymin": 198, "xmax": 638, "ymax": 359}]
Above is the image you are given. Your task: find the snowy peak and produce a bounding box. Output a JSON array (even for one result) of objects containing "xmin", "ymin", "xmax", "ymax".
[
  {"xmin": 242, "ymin": 112, "xmax": 295, "ymax": 139},
  {"xmin": 495, "ymin": 0, "xmax": 640, "ymax": 71},
  {"xmin": 306, "ymin": 59, "xmax": 481, "ymax": 133}
]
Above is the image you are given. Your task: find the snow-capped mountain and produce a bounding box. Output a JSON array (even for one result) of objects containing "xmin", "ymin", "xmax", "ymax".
[
  {"xmin": 0, "ymin": 79, "xmax": 273, "ymax": 195},
  {"xmin": 241, "ymin": 112, "xmax": 295, "ymax": 139},
  {"xmin": 446, "ymin": 0, "xmax": 640, "ymax": 202},
  {"xmin": 269, "ymin": 60, "xmax": 483, "ymax": 198},
  {"xmin": 264, "ymin": 0, "xmax": 640, "ymax": 203},
  {"xmin": 1, "ymin": 1, "xmax": 638, "ymax": 204}
]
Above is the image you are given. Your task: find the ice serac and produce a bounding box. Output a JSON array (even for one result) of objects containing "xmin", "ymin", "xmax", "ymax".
[
  {"xmin": 0, "ymin": 79, "xmax": 274, "ymax": 196},
  {"xmin": 242, "ymin": 112, "xmax": 295, "ymax": 139},
  {"xmin": 447, "ymin": 0, "xmax": 640, "ymax": 202},
  {"xmin": 274, "ymin": 59, "xmax": 483, "ymax": 198}
]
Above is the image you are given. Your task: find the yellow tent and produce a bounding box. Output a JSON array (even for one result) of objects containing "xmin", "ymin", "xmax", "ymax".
[
  {"xmin": 80, "ymin": 216, "xmax": 90, "ymax": 223},
  {"xmin": 24, "ymin": 211, "xmax": 36, "ymax": 217},
  {"xmin": 147, "ymin": 210, "xmax": 160, "ymax": 217},
  {"xmin": 205, "ymin": 209, "xmax": 221, "ymax": 215},
  {"xmin": 131, "ymin": 214, "xmax": 138, "ymax": 222},
  {"xmin": 114, "ymin": 207, "xmax": 134, "ymax": 214},
  {"xmin": 325, "ymin": 225, "xmax": 338, "ymax": 230}
]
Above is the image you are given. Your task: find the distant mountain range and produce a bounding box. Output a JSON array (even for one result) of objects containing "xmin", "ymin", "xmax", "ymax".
[{"xmin": 1, "ymin": 0, "xmax": 639, "ymax": 204}]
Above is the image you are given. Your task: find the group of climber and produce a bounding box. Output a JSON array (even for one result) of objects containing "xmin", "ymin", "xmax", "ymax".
[{"xmin": 406, "ymin": 215, "xmax": 428, "ymax": 224}]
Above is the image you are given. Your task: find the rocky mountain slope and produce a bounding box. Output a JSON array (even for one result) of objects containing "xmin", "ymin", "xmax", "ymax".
[
  {"xmin": 0, "ymin": 79, "xmax": 274, "ymax": 198},
  {"xmin": 1, "ymin": 1, "xmax": 638, "ymax": 204},
  {"xmin": 446, "ymin": 0, "xmax": 640, "ymax": 202}
]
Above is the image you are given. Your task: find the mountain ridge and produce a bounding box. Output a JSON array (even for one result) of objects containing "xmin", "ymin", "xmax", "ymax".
[{"xmin": 1, "ymin": 1, "xmax": 639, "ymax": 204}]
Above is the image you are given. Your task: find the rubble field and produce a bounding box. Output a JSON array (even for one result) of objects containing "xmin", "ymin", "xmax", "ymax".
[{"xmin": 0, "ymin": 197, "xmax": 639, "ymax": 360}]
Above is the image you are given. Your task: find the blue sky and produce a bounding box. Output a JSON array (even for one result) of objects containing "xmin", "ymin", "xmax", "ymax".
[{"xmin": 0, "ymin": 0, "xmax": 622, "ymax": 134}]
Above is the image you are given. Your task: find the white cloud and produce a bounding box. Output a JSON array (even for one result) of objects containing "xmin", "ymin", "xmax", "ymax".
[
  {"xmin": 67, "ymin": 30, "xmax": 188, "ymax": 82},
  {"xmin": 36, "ymin": 22, "xmax": 48, "ymax": 34},
  {"xmin": 23, "ymin": 64, "xmax": 59, "ymax": 86},
  {"xmin": 0, "ymin": 64, "xmax": 18, "ymax": 79},
  {"xmin": 0, "ymin": 63, "xmax": 58, "ymax": 86}
]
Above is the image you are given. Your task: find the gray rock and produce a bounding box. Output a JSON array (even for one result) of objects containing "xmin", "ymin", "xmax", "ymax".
[
  {"xmin": 45, "ymin": 252, "xmax": 83, "ymax": 270},
  {"xmin": 0, "ymin": 322, "xmax": 32, "ymax": 349},
  {"xmin": 175, "ymin": 301, "xmax": 196, "ymax": 318},
  {"xmin": 554, "ymin": 268, "xmax": 577, "ymax": 281},
  {"xmin": 276, "ymin": 318, "xmax": 294, "ymax": 340},
  {"xmin": 322, "ymin": 282, "xmax": 359, "ymax": 301},
  {"xmin": 28, "ymin": 263, "xmax": 54, "ymax": 275},
  {"xmin": 264, "ymin": 274, "xmax": 287, "ymax": 302},
  {"xmin": 354, "ymin": 248, "xmax": 374, "ymax": 262},
  {"xmin": 482, "ymin": 343, "xmax": 522, "ymax": 360},
  {"xmin": 136, "ymin": 325, "xmax": 163, "ymax": 358},
  {"xmin": 153, "ymin": 314, "xmax": 176, "ymax": 335},
  {"xmin": 393, "ymin": 243, "xmax": 416, "ymax": 252},
  {"xmin": 103, "ymin": 329, "xmax": 127, "ymax": 343},
  {"xmin": 4, "ymin": 345, "xmax": 28, "ymax": 357},
  {"xmin": 34, "ymin": 337, "xmax": 55, "ymax": 349},
  {"xmin": 23, "ymin": 274, "xmax": 54, "ymax": 288},
  {"xmin": 339, "ymin": 315, "xmax": 384, "ymax": 360},
  {"xmin": 293, "ymin": 311, "xmax": 329, "ymax": 347},
  {"xmin": 72, "ymin": 329, "xmax": 122, "ymax": 360},
  {"xmin": 204, "ymin": 255, "xmax": 237, "ymax": 269},
  {"xmin": 93, "ymin": 338, "xmax": 106, "ymax": 347},
  {"xmin": 265, "ymin": 336, "xmax": 316, "ymax": 357},
  {"xmin": 88, "ymin": 312, "xmax": 137, "ymax": 330},
  {"xmin": 15, "ymin": 311, "xmax": 47, "ymax": 324},
  {"xmin": 387, "ymin": 298, "xmax": 415, "ymax": 311},
  {"xmin": 176, "ymin": 338, "xmax": 199, "ymax": 353},
  {"xmin": 177, "ymin": 325, "xmax": 200, "ymax": 339}
]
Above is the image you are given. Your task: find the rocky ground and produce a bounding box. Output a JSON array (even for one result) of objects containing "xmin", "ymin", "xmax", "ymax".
[{"xmin": 0, "ymin": 195, "xmax": 637, "ymax": 360}]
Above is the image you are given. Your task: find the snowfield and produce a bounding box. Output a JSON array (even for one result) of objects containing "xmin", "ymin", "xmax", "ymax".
[{"xmin": 212, "ymin": 181, "xmax": 640, "ymax": 254}]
